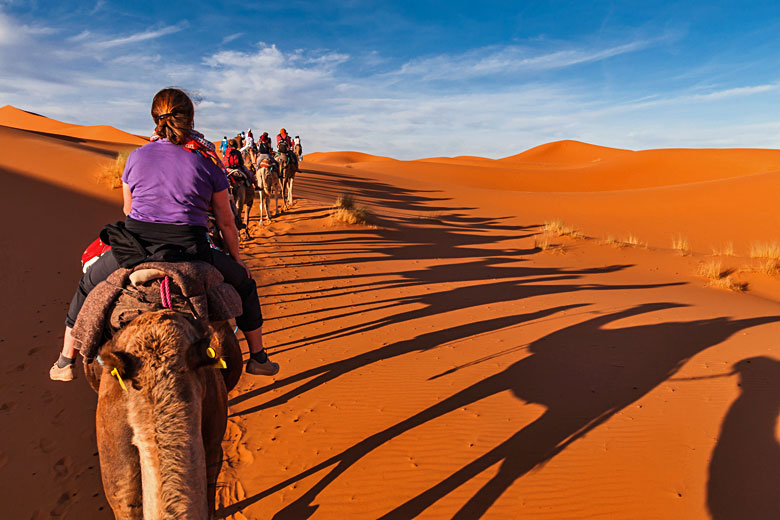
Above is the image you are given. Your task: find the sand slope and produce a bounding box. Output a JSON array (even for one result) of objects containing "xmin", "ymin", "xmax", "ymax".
[
  {"xmin": 1, "ymin": 108, "xmax": 778, "ymax": 519},
  {"xmin": 0, "ymin": 105, "xmax": 147, "ymax": 146}
]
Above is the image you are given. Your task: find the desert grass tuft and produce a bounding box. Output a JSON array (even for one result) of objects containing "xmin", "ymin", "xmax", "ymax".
[
  {"xmin": 605, "ymin": 233, "xmax": 645, "ymax": 248},
  {"xmin": 671, "ymin": 235, "xmax": 691, "ymax": 255},
  {"xmin": 749, "ymin": 241, "xmax": 780, "ymax": 259},
  {"xmin": 330, "ymin": 194, "xmax": 373, "ymax": 226},
  {"xmin": 624, "ymin": 233, "xmax": 644, "ymax": 247},
  {"xmin": 711, "ymin": 242, "xmax": 735, "ymax": 256},
  {"xmin": 543, "ymin": 219, "xmax": 580, "ymax": 238},
  {"xmin": 534, "ymin": 235, "xmax": 565, "ymax": 254},
  {"xmin": 697, "ymin": 260, "xmax": 746, "ymax": 291},
  {"xmin": 745, "ymin": 258, "xmax": 780, "ymax": 276},
  {"xmin": 99, "ymin": 150, "xmax": 130, "ymax": 189},
  {"xmin": 698, "ymin": 260, "xmax": 725, "ymax": 281}
]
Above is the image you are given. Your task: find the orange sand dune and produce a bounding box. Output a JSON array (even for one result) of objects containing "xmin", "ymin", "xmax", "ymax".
[
  {"xmin": 2, "ymin": 110, "xmax": 779, "ymax": 520},
  {"xmin": 304, "ymin": 150, "xmax": 396, "ymax": 166},
  {"xmin": 338, "ymin": 143, "xmax": 780, "ymax": 192},
  {"xmin": 305, "ymin": 150, "xmax": 780, "ymax": 257},
  {"xmin": 500, "ymin": 139, "xmax": 631, "ymax": 164},
  {"xmin": 0, "ymin": 105, "xmax": 146, "ymax": 146}
]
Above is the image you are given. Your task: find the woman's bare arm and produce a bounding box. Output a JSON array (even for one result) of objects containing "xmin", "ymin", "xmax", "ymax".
[
  {"xmin": 212, "ymin": 189, "xmax": 252, "ymax": 277},
  {"xmin": 122, "ymin": 182, "xmax": 132, "ymax": 216}
]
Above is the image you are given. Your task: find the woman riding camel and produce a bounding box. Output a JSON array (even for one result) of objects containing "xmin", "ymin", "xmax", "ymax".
[{"xmin": 50, "ymin": 87, "xmax": 279, "ymax": 381}]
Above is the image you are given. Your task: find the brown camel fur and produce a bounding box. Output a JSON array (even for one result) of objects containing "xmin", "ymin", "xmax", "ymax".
[
  {"xmin": 255, "ymin": 163, "xmax": 286, "ymax": 224},
  {"xmin": 227, "ymin": 169, "xmax": 255, "ymax": 240},
  {"xmin": 86, "ymin": 310, "xmax": 242, "ymax": 519},
  {"xmin": 276, "ymin": 150, "xmax": 298, "ymax": 207}
]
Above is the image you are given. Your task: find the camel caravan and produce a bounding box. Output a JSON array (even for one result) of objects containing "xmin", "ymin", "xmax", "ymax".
[
  {"xmin": 48, "ymin": 88, "xmax": 302, "ymax": 518},
  {"xmin": 220, "ymin": 127, "xmax": 302, "ymax": 239}
]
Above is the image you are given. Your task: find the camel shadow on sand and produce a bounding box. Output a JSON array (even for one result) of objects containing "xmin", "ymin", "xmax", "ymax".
[
  {"xmin": 219, "ymin": 304, "xmax": 780, "ymax": 519},
  {"xmin": 222, "ymin": 168, "xmax": 780, "ymax": 518},
  {"xmin": 707, "ymin": 356, "xmax": 780, "ymax": 520}
]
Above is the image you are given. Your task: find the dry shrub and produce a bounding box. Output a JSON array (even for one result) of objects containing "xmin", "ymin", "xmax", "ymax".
[
  {"xmin": 543, "ymin": 219, "xmax": 580, "ymax": 237},
  {"xmin": 534, "ymin": 235, "xmax": 565, "ymax": 254},
  {"xmin": 330, "ymin": 194, "xmax": 372, "ymax": 226},
  {"xmin": 624, "ymin": 233, "xmax": 644, "ymax": 247},
  {"xmin": 671, "ymin": 235, "xmax": 690, "ymax": 255},
  {"xmin": 698, "ymin": 260, "xmax": 724, "ymax": 280},
  {"xmin": 99, "ymin": 150, "xmax": 130, "ymax": 189},
  {"xmin": 744, "ymin": 258, "xmax": 780, "ymax": 276},
  {"xmin": 749, "ymin": 241, "xmax": 780, "ymax": 259},
  {"xmin": 697, "ymin": 260, "xmax": 746, "ymax": 292},
  {"xmin": 711, "ymin": 242, "xmax": 735, "ymax": 256},
  {"xmin": 605, "ymin": 233, "xmax": 645, "ymax": 248}
]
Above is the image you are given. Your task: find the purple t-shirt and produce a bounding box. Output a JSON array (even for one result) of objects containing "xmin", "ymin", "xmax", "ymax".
[{"xmin": 122, "ymin": 139, "xmax": 229, "ymax": 227}]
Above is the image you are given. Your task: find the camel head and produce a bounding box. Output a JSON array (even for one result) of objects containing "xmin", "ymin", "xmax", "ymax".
[
  {"xmin": 98, "ymin": 310, "xmax": 216, "ymax": 391},
  {"xmin": 96, "ymin": 309, "xmax": 223, "ymax": 520}
]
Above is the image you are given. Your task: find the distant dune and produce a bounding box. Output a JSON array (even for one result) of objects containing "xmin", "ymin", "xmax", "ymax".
[
  {"xmin": 304, "ymin": 150, "xmax": 397, "ymax": 165},
  {"xmin": 500, "ymin": 139, "xmax": 631, "ymax": 164},
  {"xmin": 0, "ymin": 105, "xmax": 146, "ymax": 146}
]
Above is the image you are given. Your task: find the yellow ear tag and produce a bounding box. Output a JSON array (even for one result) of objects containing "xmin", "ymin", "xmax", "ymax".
[
  {"xmin": 110, "ymin": 367, "xmax": 128, "ymax": 392},
  {"xmin": 206, "ymin": 347, "xmax": 226, "ymax": 369}
]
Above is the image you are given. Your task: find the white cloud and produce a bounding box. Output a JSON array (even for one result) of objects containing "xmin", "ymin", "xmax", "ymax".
[
  {"xmin": 87, "ymin": 23, "xmax": 186, "ymax": 49},
  {"xmin": 391, "ymin": 37, "xmax": 664, "ymax": 81},
  {"xmin": 221, "ymin": 32, "xmax": 243, "ymax": 45}
]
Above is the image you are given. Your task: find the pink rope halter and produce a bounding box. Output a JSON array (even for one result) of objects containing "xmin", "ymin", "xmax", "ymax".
[{"xmin": 160, "ymin": 276, "xmax": 172, "ymax": 309}]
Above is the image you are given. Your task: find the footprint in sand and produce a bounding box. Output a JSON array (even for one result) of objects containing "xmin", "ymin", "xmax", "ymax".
[
  {"xmin": 40, "ymin": 390, "xmax": 54, "ymax": 403},
  {"xmin": 0, "ymin": 401, "xmax": 16, "ymax": 413},
  {"xmin": 7, "ymin": 363, "xmax": 25, "ymax": 374},
  {"xmin": 49, "ymin": 491, "xmax": 73, "ymax": 517},
  {"xmin": 53, "ymin": 456, "xmax": 71, "ymax": 479},
  {"xmin": 38, "ymin": 438, "xmax": 56, "ymax": 454},
  {"xmin": 217, "ymin": 475, "xmax": 248, "ymax": 509},
  {"xmin": 222, "ymin": 419, "xmax": 245, "ymax": 468}
]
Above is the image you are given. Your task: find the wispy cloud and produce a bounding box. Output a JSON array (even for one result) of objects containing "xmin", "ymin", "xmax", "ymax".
[
  {"xmin": 602, "ymin": 83, "xmax": 779, "ymax": 115},
  {"xmin": 392, "ymin": 36, "xmax": 670, "ymax": 81},
  {"xmin": 221, "ymin": 32, "xmax": 243, "ymax": 45},
  {"xmin": 87, "ymin": 23, "xmax": 186, "ymax": 50}
]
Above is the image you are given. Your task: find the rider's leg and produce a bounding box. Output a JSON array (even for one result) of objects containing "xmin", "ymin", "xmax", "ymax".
[
  {"xmin": 51, "ymin": 250, "xmax": 121, "ymax": 380},
  {"xmin": 209, "ymin": 250, "xmax": 279, "ymax": 375}
]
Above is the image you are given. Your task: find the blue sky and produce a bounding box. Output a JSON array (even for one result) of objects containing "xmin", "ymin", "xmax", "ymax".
[{"xmin": 2, "ymin": 1, "xmax": 780, "ymax": 158}]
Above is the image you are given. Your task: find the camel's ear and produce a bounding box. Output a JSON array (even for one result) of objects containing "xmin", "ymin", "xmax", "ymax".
[
  {"xmin": 98, "ymin": 342, "xmax": 139, "ymax": 386},
  {"xmin": 188, "ymin": 335, "xmax": 216, "ymax": 370}
]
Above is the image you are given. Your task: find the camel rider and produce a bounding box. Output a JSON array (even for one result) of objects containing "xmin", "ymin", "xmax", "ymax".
[
  {"xmin": 276, "ymin": 128, "xmax": 293, "ymax": 151},
  {"xmin": 225, "ymin": 139, "xmax": 258, "ymax": 188},
  {"xmin": 277, "ymin": 128, "xmax": 298, "ymax": 168},
  {"xmin": 259, "ymin": 131, "xmax": 273, "ymax": 151},
  {"xmin": 240, "ymin": 128, "xmax": 255, "ymax": 153},
  {"xmin": 220, "ymin": 136, "xmax": 228, "ymax": 157},
  {"xmin": 293, "ymin": 135, "xmax": 303, "ymax": 160},
  {"xmin": 49, "ymin": 88, "xmax": 279, "ymax": 381},
  {"xmin": 257, "ymin": 140, "xmax": 279, "ymax": 168}
]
